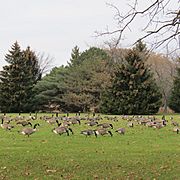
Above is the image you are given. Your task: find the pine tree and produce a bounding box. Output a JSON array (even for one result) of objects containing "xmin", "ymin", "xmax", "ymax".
[
  {"xmin": 32, "ymin": 66, "xmax": 68, "ymax": 112},
  {"xmin": 0, "ymin": 42, "xmax": 41, "ymax": 112},
  {"xmin": 100, "ymin": 41, "xmax": 162, "ymax": 115},
  {"xmin": 169, "ymin": 60, "xmax": 180, "ymax": 112}
]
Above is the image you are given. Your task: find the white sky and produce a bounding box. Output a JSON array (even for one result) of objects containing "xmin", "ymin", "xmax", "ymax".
[{"xmin": 0, "ymin": 0, "xmax": 178, "ymax": 69}]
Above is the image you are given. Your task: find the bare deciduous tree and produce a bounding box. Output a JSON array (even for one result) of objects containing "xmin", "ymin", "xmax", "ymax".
[
  {"xmin": 97, "ymin": 0, "xmax": 180, "ymax": 53},
  {"xmin": 37, "ymin": 52, "xmax": 55, "ymax": 76},
  {"xmin": 147, "ymin": 53, "xmax": 176, "ymax": 112}
]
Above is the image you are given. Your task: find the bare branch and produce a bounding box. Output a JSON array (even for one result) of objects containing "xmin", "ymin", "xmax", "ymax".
[
  {"xmin": 97, "ymin": 0, "xmax": 180, "ymax": 53},
  {"xmin": 37, "ymin": 52, "xmax": 55, "ymax": 75}
]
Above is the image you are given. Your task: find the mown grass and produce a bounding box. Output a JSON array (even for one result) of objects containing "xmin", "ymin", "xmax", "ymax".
[{"xmin": 0, "ymin": 113, "xmax": 179, "ymax": 180}]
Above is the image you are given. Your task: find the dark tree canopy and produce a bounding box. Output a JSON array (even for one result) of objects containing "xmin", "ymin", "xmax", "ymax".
[
  {"xmin": 33, "ymin": 47, "xmax": 111, "ymax": 113},
  {"xmin": 100, "ymin": 41, "xmax": 162, "ymax": 115},
  {"xmin": 32, "ymin": 66, "xmax": 68, "ymax": 112},
  {"xmin": 169, "ymin": 59, "xmax": 180, "ymax": 112},
  {"xmin": 0, "ymin": 42, "xmax": 41, "ymax": 113}
]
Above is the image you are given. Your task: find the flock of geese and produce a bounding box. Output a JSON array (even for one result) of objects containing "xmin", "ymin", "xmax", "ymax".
[{"xmin": 0, "ymin": 113, "xmax": 179, "ymax": 137}]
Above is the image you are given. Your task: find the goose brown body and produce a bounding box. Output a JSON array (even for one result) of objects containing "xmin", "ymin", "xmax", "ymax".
[{"xmin": 20, "ymin": 123, "xmax": 40, "ymax": 137}]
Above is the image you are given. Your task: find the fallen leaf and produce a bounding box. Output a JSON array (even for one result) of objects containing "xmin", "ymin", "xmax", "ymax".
[{"xmin": 46, "ymin": 169, "xmax": 57, "ymax": 173}]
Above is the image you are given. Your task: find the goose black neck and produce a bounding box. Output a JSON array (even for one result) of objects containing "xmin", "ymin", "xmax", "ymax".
[{"xmin": 34, "ymin": 123, "xmax": 40, "ymax": 129}]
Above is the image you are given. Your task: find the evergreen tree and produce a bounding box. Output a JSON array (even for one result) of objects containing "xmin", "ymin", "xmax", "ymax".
[
  {"xmin": 100, "ymin": 42, "xmax": 162, "ymax": 115},
  {"xmin": 33, "ymin": 47, "xmax": 111, "ymax": 113},
  {"xmin": 21, "ymin": 46, "xmax": 41, "ymax": 111},
  {"xmin": 169, "ymin": 59, "xmax": 180, "ymax": 112},
  {"xmin": 32, "ymin": 66, "xmax": 68, "ymax": 112},
  {"xmin": 0, "ymin": 42, "xmax": 41, "ymax": 112},
  {"xmin": 63, "ymin": 47, "xmax": 111, "ymax": 112},
  {"xmin": 67, "ymin": 46, "xmax": 81, "ymax": 67}
]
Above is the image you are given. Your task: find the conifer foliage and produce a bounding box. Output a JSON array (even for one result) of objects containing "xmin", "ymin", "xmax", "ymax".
[
  {"xmin": 67, "ymin": 46, "xmax": 81, "ymax": 67},
  {"xmin": 100, "ymin": 41, "xmax": 162, "ymax": 115},
  {"xmin": 0, "ymin": 42, "xmax": 41, "ymax": 112},
  {"xmin": 169, "ymin": 59, "xmax": 180, "ymax": 112}
]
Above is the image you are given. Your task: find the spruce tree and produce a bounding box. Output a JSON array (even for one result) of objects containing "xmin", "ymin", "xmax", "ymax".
[
  {"xmin": 21, "ymin": 46, "xmax": 41, "ymax": 111},
  {"xmin": 0, "ymin": 42, "xmax": 41, "ymax": 112},
  {"xmin": 169, "ymin": 60, "xmax": 180, "ymax": 112},
  {"xmin": 100, "ymin": 41, "xmax": 162, "ymax": 115},
  {"xmin": 67, "ymin": 46, "xmax": 81, "ymax": 67}
]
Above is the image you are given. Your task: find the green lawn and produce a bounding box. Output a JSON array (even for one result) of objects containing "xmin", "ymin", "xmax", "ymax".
[{"xmin": 0, "ymin": 113, "xmax": 179, "ymax": 179}]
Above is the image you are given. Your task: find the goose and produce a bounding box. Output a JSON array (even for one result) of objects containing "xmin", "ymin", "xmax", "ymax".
[
  {"xmin": 80, "ymin": 129, "xmax": 96, "ymax": 137},
  {"xmin": 162, "ymin": 119, "xmax": 167, "ymax": 126},
  {"xmin": 127, "ymin": 122, "xmax": 134, "ymax": 127},
  {"xmin": 115, "ymin": 128, "xmax": 125, "ymax": 135},
  {"xmin": 1, "ymin": 118, "xmax": 14, "ymax": 130},
  {"xmin": 162, "ymin": 115, "xmax": 165, "ymax": 120},
  {"xmin": 46, "ymin": 119, "xmax": 57, "ymax": 125},
  {"xmin": 70, "ymin": 119, "xmax": 81, "ymax": 125},
  {"xmin": 173, "ymin": 127, "xmax": 179, "ymax": 134},
  {"xmin": 52, "ymin": 126, "xmax": 73, "ymax": 136},
  {"xmin": 16, "ymin": 121, "xmax": 32, "ymax": 127},
  {"xmin": 52, "ymin": 120, "xmax": 73, "ymax": 136},
  {"xmin": 19, "ymin": 123, "xmax": 40, "ymax": 137},
  {"xmin": 146, "ymin": 122, "xmax": 153, "ymax": 127},
  {"xmin": 171, "ymin": 121, "xmax": 179, "ymax": 127},
  {"xmin": 97, "ymin": 123, "xmax": 113, "ymax": 129},
  {"xmin": 153, "ymin": 123, "xmax": 164, "ymax": 129},
  {"xmin": 16, "ymin": 113, "xmax": 24, "ymax": 121},
  {"xmin": 85, "ymin": 121, "xmax": 98, "ymax": 126},
  {"xmin": 28, "ymin": 112, "xmax": 37, "ymax": 120},
  {"xmin": 76, "ymin": 111, "xmax": 81, "ymax": 116},
  {"xmin": 66, "ymin": 112, "xmax": 69, "ymax": 117},
  {"xmin": 94, "ymin": 128, "xmax": 113, "ymax": 137},
  {"xmin": 61, "ymin": 121, "xmax": 71, "ymax": 127}
]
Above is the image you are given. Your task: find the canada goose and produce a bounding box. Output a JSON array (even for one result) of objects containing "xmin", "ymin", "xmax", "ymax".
[
  {"xmin": 85, "ymin": 121, "xmax": 98, "ymax": 126},
  {"xmin": 171, "ymin": 121, "xmax": 179, "ymax": 127},
  {"xmin": 127, "ymin": 122, "xmax": 134, "ymax": 127},
  {"xmin": 1, "ymin": 118, "xmax": 14, "ymax": 130},
  {"xmin": 162, "ymin": 115, "xmax": 165, "ymax": 120},
  {"xmin": 16, "ymin": 121, "xmax": 32, "ymax": 127},
  {"xmin": 53, "ymin": 120, "xmax": 73, "ymax": 136},
  {"xmin": 115, "ymin": 128, "xmax": 125, "ymax": 135},
  {"xmin": 80, "ymin": 129, "xmax": 96, "ymax": 137},
  {"xmin": 28, "ymin": 112, "xmax": 37, "ymax": 120},
  {"xmin": 146, "ymin": 121, "xmax": 156, "ymax": 127},
  {"xmin": 94, "ymin": 128, "xmax": 113, "ymax": 137},
  {"xmin": 97, "ymin": 123, "xmax": 113, "ymax": 129},
  {"xmin": 162, "ymin": 120, "xmax": 167, "ymax": 126},
  {"xmin": 46, "ymin": 119, "xmax": 57, "ymax": 125},
  {"xmin": 76, "ymin": 111, "xmax": 81, "ymax": 116},
  {"xmin": 19, "ymin": 123, "xmax": 40, "ymax": 137},
  {"xmin": 78, "ymin": 111, "xmax": 81, "ymax": 116},
  {"xmin": 108, "ymin": 116, "xmax": 118, "ymax": 122},
  {"xmin": 173, "ymin": 127, "xmax": 179, "ymax": 134},
  {"xmin": 61, "ymin": 121, "xmax": 71, "ymax": 127},
  {"xmin": 17, "ymin": 113, "xmax": 24, "ymax": 120},
  {"xmin": 70, "ymin": 119, "xmax": 81, "ymax": 125},
  {"xmin": 153, "ymin": 123, "xmax": 164, "ymax": 129},
  {"xmin": 52, "ymin": 126, "xmax": 73, "ymax": 136}
]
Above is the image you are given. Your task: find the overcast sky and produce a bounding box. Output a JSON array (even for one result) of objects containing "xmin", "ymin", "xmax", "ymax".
[{"xmin": 0, "ymin": 0, "xmax": 178, "ymax": 69}]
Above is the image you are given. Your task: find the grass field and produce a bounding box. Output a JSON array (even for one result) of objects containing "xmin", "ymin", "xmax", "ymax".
[{"xmin": 0, "ymin": 113, "xmax": 179, "ymax": 180}]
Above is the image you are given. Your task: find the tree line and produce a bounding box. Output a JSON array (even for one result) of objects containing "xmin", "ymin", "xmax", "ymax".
[{"xmin": 0, "ymin": 41, "xmax": 179, "ymax": 114}]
